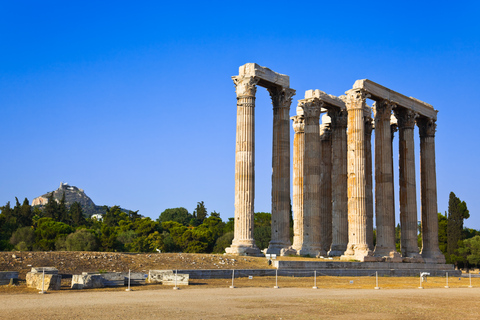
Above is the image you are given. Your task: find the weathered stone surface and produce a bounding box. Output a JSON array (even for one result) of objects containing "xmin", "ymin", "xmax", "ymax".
[
  {"xmin": 148, "ymin": 270, "xmax": 189, "ymax": 285},
  {"xmin": 266, "ymin": 86, "xmax": 295, "ymax": 255},
  {"xmin": 291, "ymin": 115, "xmax": 305, "ymax": 252},
  {"xmin": 26, "ymin": 272, "xmax": 61, "ymax": 290},
  {"xmin": 30, "ymin": 267, "xmax": 58, "ymax": 274},
  {"xmin": 238, "ymin": 63, "xmax": 289, "ymax": 88},
  {"xmin": 342, "ymin": 89, "xmax": 372, "ymax": 261},
  {"xmin": 71, "ymin": 274, "xmax": 104, "ymax": 289},
  {"xmin": 0, "ymin": 271, "xmax": 19, "ymax": 285},
  {"xmin": 352, "ymin": 79, "xmax": 437, "ymax": 119}
]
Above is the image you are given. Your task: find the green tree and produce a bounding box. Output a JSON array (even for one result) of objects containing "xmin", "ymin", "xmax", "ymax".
[
  {"xmin": 158, "ymin": 207, "xmax": 192, "ymax": 226},
  {"xmin": 253, "ymin": 212, "xmax": 271, "ymax": 250},
  {"xmin": 57, "ymin": 192, "xmax": 69, "ymax": 224},
  {"xmin": 43, "ymin": 192, "xmax": 58, "ymax": 220},
  {"xmin": 0, "ymin": 202, "xmax": 16, "ymax": 250},
  {"xmin": 438, "ymin": 213, "xmax": 448, "ymax": 254},
  {"xmin": 70, "ymin": 202, "xmax": 86, "ymax": 227},
  {"xmin": 66, "ymin": 229, "xmax": 98, "ymax": 251},
  {"xmin": 213, "ymin": 231, "xmax": 234, "ymax": 253},
  {"xmin": 447, "ymin": 192, "xmax": 470, "ymax": 264},
  {"xmin": 192, "ymin": 201, "xmax": 208, "ymax": 226},
  {"xmin": 459, "ymin": 236, "xmax": 480, "ymax": 267},
  {"xmin": 10, "ymin": 226, "xmax": 35, "ymax": 250},
  {"xmin": 34, "ymin": 217, "xmax": 74, "ymax": 251}
]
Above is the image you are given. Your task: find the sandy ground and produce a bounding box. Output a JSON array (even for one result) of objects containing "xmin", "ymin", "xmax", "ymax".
[{"xmin": 2, "ymin": 286, "xmax": 480, "ymax": 319}]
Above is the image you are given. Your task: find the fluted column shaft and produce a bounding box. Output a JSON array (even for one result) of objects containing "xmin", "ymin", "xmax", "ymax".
[
  {"xmin": 226, "ymin": 76, "xmax": 261, "ymax": 256},
  {"xmin": 267, "ymin": 87, "xmax": 295, "ymax": 254},
  {"xmin": 298, "ymin": 100, "xmax": 324, "ymax": 256},
  {"xmin": 364, "ymin": 117, "xmax": 374, "ymax": 251},
  {"xmin": 320, "ymin": 123, "xmax": 332, "ymax": 254},
  {"xmin": 418, "ymin": 117, "xmax": 445, "ymax": 263},
  {"xmin": 395, "ymin": 108, "xmax": 421, "ymax": 258},
  {"xmin": 329, "ymin": 109, "xmax": 348, "ymax": 256},
  {"xmin": 343, "ymin": 89, "xmax": 371, "ymax": 260},
  {"xmin": 374, "ymin": 100, "xmax": 398, "ymax": 257},
  {"xmin": 292, "ymin": 116, "xmax": 305, "ymax": 251}
]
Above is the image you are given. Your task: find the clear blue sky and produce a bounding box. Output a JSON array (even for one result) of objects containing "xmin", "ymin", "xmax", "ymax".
[{"xmin": 1, "ymin": 1, "xmax": 479, "ymax": 228}]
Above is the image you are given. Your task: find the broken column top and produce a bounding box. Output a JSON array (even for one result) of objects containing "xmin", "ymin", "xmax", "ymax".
[
  {"xmin": 304, "ymin": 89, "xmax": 346, "ymax": 110},
  {"xmin": 351, "ymin": 79, "xmax": 437, "ymax": 120},
  {"xmin": 238, "ymin": 63, "xmax": 290, "ymax": 88}
]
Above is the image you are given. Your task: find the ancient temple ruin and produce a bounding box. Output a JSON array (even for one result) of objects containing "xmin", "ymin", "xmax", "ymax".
[{"xmin": 226, "ymin": 63, "xmax": 445, "ymax": 264}]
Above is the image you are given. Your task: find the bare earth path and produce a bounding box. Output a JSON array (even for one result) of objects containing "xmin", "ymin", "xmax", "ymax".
[{"xmin": 2, "ymin": 287, "xmax": 480, "ymax": 319}]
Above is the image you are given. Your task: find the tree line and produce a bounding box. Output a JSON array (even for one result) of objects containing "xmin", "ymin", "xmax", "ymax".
[
  {"xmin": 0, "ymin": 191, "xmax": 478, "ymax": 269},
  {"xmin": 0, "ymin": 193, "xmax": 273, "ymax": 254}
]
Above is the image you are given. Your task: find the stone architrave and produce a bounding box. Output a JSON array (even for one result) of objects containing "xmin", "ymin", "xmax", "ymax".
[
  {"xmin": 342, "ymin": 89, "xmax": 373, "ymax": 261},
  {"xmin": 364, "ymin": 114, "xmax": 374, "ymax": 251},
  {"xmin": 225, "ymin": 75, "xmax": 261, "ymax": 256},
  {"xmin": 395, "ymin": 108, "xmax": 422, "ymax": 259},
  {"xmin": 267, "ymin": 86, "xmax": 296, "ymax": 255},
  {"xmin": 328, "ymin": 108, "xmax": 348, "ymax": 256},
  {"xmin": 297, "ymin": 99, "xmax": 324, "ymax": 256},
  {"xmin": 418, "ymin": 117, "xmax": 445, "ymax": 263},
  {"xmin": 373, "ymin": 100, "xmax": 400, "ymax": 260},
  {"xmin": 291, "ymin": 115, "xmax": 305, "ymax": 251},
  {"xmin": 320, "ymin": 122, "xmax": 332, "ymax": 254}
]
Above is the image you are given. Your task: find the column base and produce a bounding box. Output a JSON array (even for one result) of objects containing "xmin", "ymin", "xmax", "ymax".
[
  {"xmin": 341, "ymin": 244, "xmax": 376, "ymax": 262},
  {"xmin": 328, "ymin": 244, "xmax": 347, "ymax": 257},
  {"xmin": 374, "ymin": 246, "xmax": 402, "ymax": 262},
  {"xmin": 225, "ymin": 240, "xmax": 262, "ymax": 257},
  {"xmin": 421, "ymin": 249, "xmax": 446, "ymax": 264},
  {"xmin": 266, "ymin": 241, "xmax": 293, "ymax": 256},
  {"xmin": 296, "ymin": 246, "xmax": 326, "ymax": 258}
]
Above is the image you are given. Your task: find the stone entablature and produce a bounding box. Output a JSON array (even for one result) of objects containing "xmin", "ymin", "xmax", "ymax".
[{"xmin": 352, "ymin": 79, "xmax": 437, "ymax": 119}]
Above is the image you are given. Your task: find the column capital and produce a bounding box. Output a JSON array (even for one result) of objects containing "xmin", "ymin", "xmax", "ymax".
[
  {"xmin": 232, "ymin": 76, "xmax": 259, "ymax": 97},
  {"xmin": 345, "ymin": 88, "xmax": 369, "ymax": 111},
  {"xmin": 268, "ymin": 87, "xmax": 296, "ymax": 109},
  {"xmin": 329, "ymin": 108, "xmax": 348, "ymax": 129},
  {"xmin": 291, "ymin": 115, "xmax": 305, "ymax": 133},
  {"xmin": 299, "ymin": 99, "xmax": 323, "ymax": 120},
  {"xmin": 374, "ymin": 99, "xmax": 396, "ymax": 121},
  {"xmin": 417, "ymin": 117, "xmax": 436, "ymax": 138},
  {"xmin": 394, "ymin": 108, "xmax": 417, "ymax": 129}
]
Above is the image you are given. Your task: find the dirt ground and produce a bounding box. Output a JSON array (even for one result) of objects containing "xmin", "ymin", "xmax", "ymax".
[
  {"xmin": 1, "ymin": 286, "xmax": 480, "ymax": 319},
  {"xmin": 0, "ymin": 251, "xmax": 278, "ymax": 279}
]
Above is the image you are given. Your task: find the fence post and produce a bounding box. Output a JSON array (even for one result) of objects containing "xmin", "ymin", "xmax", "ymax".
[
  {"xmin": 126, "ymin": 269, "xmax": 132, "ymax": 291},
  {"xmin": 39, "ymin": 268, "xmax": 46, "ymax": 294},
  {"xmin": 313, "ymin": 270, "xmax": 318, "ymax": 289},
  {"xmin": 444, "ymin": 272, "xmax": 449, "ymax": 289},
  {"xmin": 374, "ymin": 271, "xmax": 380, "ymax": 290},
  {"xmin": 230, "ymin": 269, "xmax": 235, "ymax": 288},
  {"xmin": 418, "ymin": 273, "xmax": 423, "ymax": 289},
  {"xmin": 274, "ymin": 269, "xmax": 279, "ymax": 289},
  {"xmin": 173, "ymin": 269, "xmax": 179, "ymax": 290},
  {"xmin": 468, "ymin": 272, "xmax": 473, "ymax": 288}
]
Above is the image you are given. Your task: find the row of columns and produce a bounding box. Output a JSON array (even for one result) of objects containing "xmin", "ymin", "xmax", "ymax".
[{"xmin": 226, "ymin": 69, "xmax": 444, "ymax": 263}]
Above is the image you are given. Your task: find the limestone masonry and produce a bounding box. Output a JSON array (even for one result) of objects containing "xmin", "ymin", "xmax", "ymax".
[{"xmin": 226, "ymin": 63, "xmax": 445, "ymax": 264}]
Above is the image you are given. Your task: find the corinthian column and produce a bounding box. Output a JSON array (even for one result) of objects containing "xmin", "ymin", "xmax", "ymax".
[
  {"xmin": 373, "ymin": 100, "xmax": 400, "ymax": 259},
  {"xmin": 418, "ymin": 117, "xmax": 445, "ymax": 263},
  {"xmin": 297, "ymin": 100, "xmax": 324, "ymax": 256},
  {"xmin": 225, "ymin": 75, "xmax": 261, "ymax": 256},
  {"xmin": 328, "ymin": 109, "xmax": 348, "ymax": 256},
  {"xmin": 364, "ymin": 115, "xmax": 374, "ymax": 251},
  {"xmin": 395, "ymin": 108, "xmax": 422, "ymax": 259},
  {"xmin": 342, "ymin": 89, "xmax": 372, "ymax": 261},
  {"xmin": 267, "ymin": 86, "xmax": 296, "ymax": 255},
  {"xmin": 320, "ymin": 122, "xmax": 332, "ymax": 254},
  {"xmin": 291, "ymin": 115, "xmax": 305, "ymax": 251}
]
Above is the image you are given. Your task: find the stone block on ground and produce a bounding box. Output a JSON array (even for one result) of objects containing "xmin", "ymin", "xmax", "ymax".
[
  {"xmin": 71, "ymin": 274, "xmax": 104, "ymax": 289},
  {"xmin": 30, "ymin": 267, "xmax": 59, "ymax": 274},
  {"xmin": 148, "ymin": 270, "xmax": 189, "ymax": 285},
  {"xmin": 26, "ymin": 272, "xmax": 61, "ymax": 290},
  {"xmin": 0, "ymin": 271, "xmax": 19, "ymax": 285}
]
